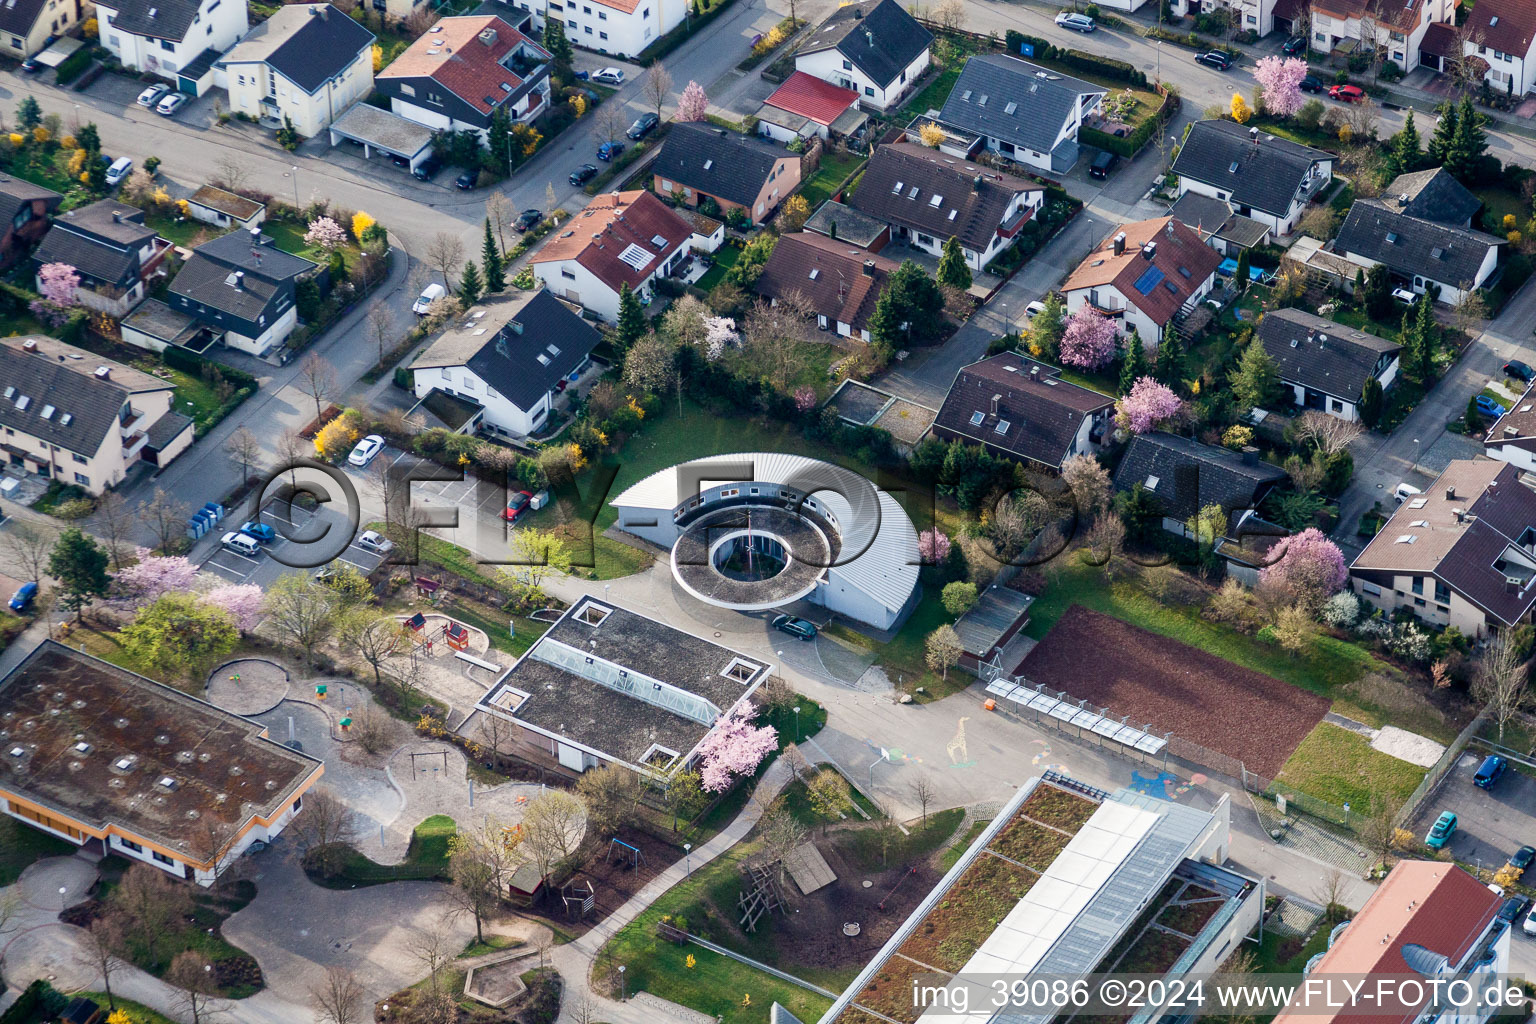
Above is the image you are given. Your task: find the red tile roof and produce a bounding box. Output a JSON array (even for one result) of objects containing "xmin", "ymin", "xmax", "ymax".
[
  {"xmin": 1061, "ymin": 217, "xmax": 1221, "ymax": 328},
  {"xmin": 377, "ymin": 15, "xmax": 548, "ymax": 116},
  {"xmin": 1275, "ymin": 861, "xmax": 1502, "ymax": 1024},
  {"xmin": 532, "ymin": 190, "xmax": 693, "ymax": 295},
  {"xmin": 764, "ymin": 72, "xmax": 860, "ymax": 127},
  {"xmin": 1465, "ymin": 0, "xmax": 1536, "ymax": 62}
]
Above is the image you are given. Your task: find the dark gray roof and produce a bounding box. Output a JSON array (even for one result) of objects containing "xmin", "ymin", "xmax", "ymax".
[
  {"xmin": 1112, "ymin": 432, "xmax": 1286, "ymax": 522},
  {"xmin": 847, "ymin": 141, "xmax": 1041, "ymax": 253},
  {"xmin": 652, "ymin": 123, "xmax": 787, "ymax": 208},
  {"xmin": 1256, "ymin": 307, "xmax": 1400, "ymax": 402},
  {"xmin": 798, "ymin": 0, "xmax": 931, "ymax": 90},
  {"xmin": 1336, "ymin": 199, "xmax": 1504, "ymax": 288},
  {"xmin": 0, "ymin": 175, "xmax": 61, "ymax": 232},
  {"xmin": 170, "ymin": 230, "xmax": 315, "ymax": 324},
  {"xmin": 1167, "ymin": 192, "xmax": 1270, "ymax": 249},
  {"xmin": 1377, "ymin": 168, "xmax": 1481, "ymax": 227},
  {"xmin": 1171, "ymin": 119, "xmax": 1332, "ymax": 218},
  {"xmin": 35, "ymin": 201, "xmax": 155, "ymax": 288},
  {"xmin": 412, "ymin": 289, "xmax": 601, "ymax": 411},
  {"xmin": 0, "ymin": 336, "xmax": 173, "ymax": 458},
  {"xmin": 938, "ymin": 55, "xmax": 1103, "ymax": 159},
  {"xmin": 0, "ymin": 0, "xmax": 46, "ymax": 35},
  {"xmin": 105, "ymin": 0, "xmax": 203, "ymax": 42},
  {"xmin": 803, "ymin": 200, "xmax": 888, "ymax": 248},
  {"xmin": 932, "ymin": 352, "xmax": 1113, "ymax": 470},
  {"xmin": 144, "ymin": 409, "xmax": 193, "ymax": 449},
  {"xmin": 218, "ymin": 4, "xmax": 373, "ymax": 93},
  {"xmin": 953, "ymin": 584, "xmax": 1033, "ymax": 656}
]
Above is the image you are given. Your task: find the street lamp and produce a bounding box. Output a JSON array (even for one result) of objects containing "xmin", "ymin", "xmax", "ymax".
[
  {"xmin": 58, "ymin": 885, "xmax": 67, "ymax": 911},
  {"xmin": 683, "ymin": 842, "xmax": 692, "ymax": 876},
  {"xmin": 618, "ymin": 965, "xmax": 627, "ymax": 1001},
  {"xmin": 290, "ymin": 165, "xmax": 300, "ymax": 208},
  {"xmin": 792, "ymin": 704, "xmax": 800, "ymax": 743}
]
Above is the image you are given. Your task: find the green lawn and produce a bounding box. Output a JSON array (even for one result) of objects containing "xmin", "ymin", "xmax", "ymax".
[
  {"xmin": 1275, "ymin": 722, "xmax": 1426, "ymax": 811},
  {"xmin": 146, "ymin": 212, "xmax": 222, "ymax": 248},
  {"xmin": 900, "ymin": 68, "xmax": 960, "ymax": 121},
  {"xmin": 308, "ymin": 814, "xmax": 457, "ymax": 888},
  {"xmin": 697, "ymin": 244, "xmax": 742, "ymax": 292},
  {"xmin": 0, "ymin": 309, "xmax": 49, "ymax": 338},
  {"xmin": 797, "ymin": 151, "xmax": 867, "ymax": 210},
  {"xmin": 1476, "ymin": 185, "xmax": 1524, "ymax": 234},
  {"xmin": 840, "ymin": 806, "xmax": 963, "ymax": 872},
  {"xmin": 0, "ymin": 815, "xmax": 76, "ymax": 885},
  {"xmin": 70, "ymin": 994, "xmax": 180, "ymax": 1024},
  {"xmin": 262, "ymin": 218, "xmax": 364, "ymax": 264}
]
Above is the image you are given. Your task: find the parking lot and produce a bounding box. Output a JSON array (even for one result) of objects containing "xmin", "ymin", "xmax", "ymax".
[
  {"xmin": 343, "ymin": 451, "xmax": 530, "ymax": 565},
  {"xmin": 1411, "ymin": 749, "xmax": 1536, "ymax": 876},
  {"xmin": 200, "ymin": 496, "xmax": 392, "ymax": 589}
]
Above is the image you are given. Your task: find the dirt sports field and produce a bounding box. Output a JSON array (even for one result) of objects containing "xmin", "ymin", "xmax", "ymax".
[{"xmin": 1018, "ymin": 605, "xmax": 1329, "ymax": 777}]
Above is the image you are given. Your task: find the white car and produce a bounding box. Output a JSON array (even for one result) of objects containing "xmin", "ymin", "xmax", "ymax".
[
  {"xmin": 137, "ymin": 84, "xmax": 170, "ymax": 107},
  {"xmin": 355, "ymin": 530, "xmax": 394, "ymax": 555},
  {"xmin": 592, "ymin": 67, "xmax": 625, "ymax": 85},
  {"xmin": 1525, "ymin": 907, "xmax": 1536, "ymax": 936},
  {"xmin": 1391, "ymin": 286, "xmax": 1418, "ymax": 304},
  {"xmin": 413, "ymin": 282, "xmax": 446, "ymax": 316},
  {"xmin": 156, "ymin": 93, "xmax": 190, "ymax": 117},
  {"xmin": 347, "ymin": 434, "xmax": 385, "ymax": 467},
  {"xmin": 1055, "ymin": 11, "xmax": 1096, "ymax": 31},
  {"xmin": 1025, "ymin": 300, "xmax": 1048, "ymax": 319}
]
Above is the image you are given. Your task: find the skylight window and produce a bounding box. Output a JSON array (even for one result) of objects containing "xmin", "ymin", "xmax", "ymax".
[
  {"xmin": 617, "ymin": 244, "xmax": 653, "ymax": 270},
  {"xmin": 1, "ymin": 387, "xmax": 11, "ymax": 399},
  {"xmin": 948, "ymin": 210, "xmax": 957, "ymax": 220},
  {"xmin": 1177, "ymin": 266, "xmax": 1191, "ymax": 278},
  {"xmin": 39, "ymin": 404, "xmax": 53, "ymax": 419},
  {"xmin": 961, "ymin": 90, "xmax": 972, "ymax": 101},
  {"xmin": 808, "ymin": 268, "xmax": 820, "ymax": 280},
  {"xmin": 892, "ymin": 180, "xmax": 904, "ymax": 194},
  {"xmin": 1408, "ymin": 498, "xmax": 1428, "ymax": 509},
  {"xmin": 1004, "ymin": 101, "xmax": 1017, "ymax": 114},
  {"xmin": 907, "ymin": 186, "xmax": 919, "ymax": 199},
  {"xmin": 15, "ymin": 396, "xmax": 28, "ymax": 411},
  {"xmin": 703, "ymin": 159, "xmax": 713, "ymax": 170},
  {"xmin": 977, "ymin": 94, "xmax": 989, "ymax": 106},
  {"xmin": 1411, "ymin": 520, "xmax": 1430, "ymax": 528},
  {"xmin": 1145, "ymin": 475, "xmax": 1160, "ymax": 490},
  {"xmin": 1394, "ymin": 534, "xmax": 1417, "ymax": 544},
  {"xmin": 1431, "ymin": 246, "xmax": 1445, "ymax": 258},
  {"xmin": 537, "ymin": 353, "xmax": 551, "ymax": 365},
  {"xmin": 1386, "ymin": 232, "xmax": 1399, "ymax": 243},
  {"xmin": 995, "ymin": 419, "xmax": 1010, "ymax": 434},
  {"xmin": 1228, "ymin": 161, "xmax": 1239, "ymax": 173},
  {"xmin": 651, "ymin": 234, "xmax": 668, "ymax": 248},
  {"xmin": 928, "ymin": 194, "xmax": 943, "ymax": 207},
  {"xmin": 970, "ymin": 410, "xmax": 985, "ymax": 426},
  {"xmin": 546, "ymin": 344, "xmax": 560, "ymax": 356}
]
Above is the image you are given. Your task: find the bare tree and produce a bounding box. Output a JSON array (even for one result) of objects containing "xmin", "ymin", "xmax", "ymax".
[
  {"xmin": 594, "ymin": 103, "xmax": 627, "ymax": 144},
  {"xmin": 759, "ymin": 804, "xmax": 809, "ymax": 886},
  {"xmin": 1344, "ymin": 93, "xmax": 1379, "ymax": 141},
  {"xmin": 276, "ymin": 428, "xmax": 308, "ymax": 488},
  {"xmin": 1312, "ymin": 869, "xmax": 1349, "ymax": 922},
  {"xmin": 1453, "ymin": 286, "xmax": 1489, "ymax": 336},
  {"xmin": 642, "ymin": 60, "xmax": 673, "ymax": 120},
  {"xmin": 1294, "ymin": 410, "xmax": 1364, "ymax": 459},
  {"xmin": 287, "ymin": 785, "xmax": 362, "ymax": 876},
  {"xmin": 407, "ymin": 916, "xmax": 456, "ymax": 999},
  {"xmin": 1473, "ymin": 632, "xmax": 1530, "ymax": 742},
  {"xmin": 910, "ymin": 777, "xmax": 935, "ymax": 825},
  {"xmin": 933, "ymin": 0, "xmax": 963, "ymax": 31},
  {"xmin": 0, "ymin": 519, "xmax": 56, "ymax": 583},
  {"xmin": 447, "ymin": 819, "xmax": 521, "ymax": 943},
  {"xmin": 989, "ymin": 490, "xmax": 1052, "ymax": 562},
  {"xmin": 575, "ymin": 763, "xmax": 643, "ymax": 838},
  {"xmin": 741, "ymin": 293, "xmax": 814, "ymax": 388},
  {"xmin": 167, "ymin": 950, "xmax": 225, "ymax": 1024},
  {"xmin": 1357, "ymin": 793, "xmax": 1403, "ymax": 873},
  {"xmin": 213, "ymin": 155, "xmax": 249, "ymax": 193},
  {"xmin": 109, "ymin": 863, "xmax": 192, "ymax": 966},
  {"xmin": 92, "ymin": 490, "xmax": 133, "ymax": 570},
  {"xmin": 223, "ymin": 426, "xmax": 263, "ymax": 489},
  {"xmin": 426, "ymin": 232, "xmax": 465, "ymax": 289},
  {"xmin": 297, "ymin": 353, "xmax": 337, "ymax": 420},
  {"xmin": 924, "ymin": 624, "xmax": 963, "ymax": 682},
  {"xmin": 311, "ymin": 965, "xmax": 365, "ymax": 1024},
  {"xmin": 621, "ymin": 333, "xmax": 678, "ymax": 394},
  {"xmin": 137, "ymin": 487, "xmax": 190, "ymax": 554},
  {"xmin": 484, "ymin": 191, "xmax": 511, "ymax": 256},
  {"xmin": 781, "ymin": 741, "xmax": 807, "ymax": 781},
  {"xmin": 74, "ymin": 915, "xmax": 127, "ymax": 1010},
  {"xmin": 367, "ymin": 302, "xmax": 397, "ymax": 366},
  {"xmin": 522, "ymin": 790, "xmax": 587, "ymax": 879},
  {"xmin": 339, "ymin": 609, "xmax": 408, "ymax": 689},
  {"xmin": 352, "ymin": 706, "xmax": 391, "ymax": 755}
]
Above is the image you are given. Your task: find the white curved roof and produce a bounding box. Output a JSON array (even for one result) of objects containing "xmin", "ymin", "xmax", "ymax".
[{"xmin": 612, "ymin": 452, "xmax": 920, "ymax": 614}]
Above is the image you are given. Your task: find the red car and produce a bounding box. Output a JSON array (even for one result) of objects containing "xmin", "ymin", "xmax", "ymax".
[
  {"xmin": 502, "ymin": 491, "xmax": 535, "ymax": 522},
  {"xmin": 1329, "ymin": 83, "xmax": 1364, "ymax": 102}
]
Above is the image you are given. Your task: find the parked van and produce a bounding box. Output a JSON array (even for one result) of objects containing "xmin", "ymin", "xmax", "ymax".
[
  {"xmin": 105, "ymin": 157, "xmax": 133, "ymax": 188},
  {"xmin": 1089, "ymin": 150, "xmax": 1119, "ymax": 179},
  {"xmin": 412, "ymin": 282, "xmax": 446, "ymax": 316},
  {"xmin": 1474, "ymin": 754, "xmax": 1508, "ymax": 790},
  {"xmin": 1394, "ymin": 482, "xmax": 1422, "ymax": 503},
  {"xmin": 220, "ymin": 531, "xmax": 261, "ymax": 558}
]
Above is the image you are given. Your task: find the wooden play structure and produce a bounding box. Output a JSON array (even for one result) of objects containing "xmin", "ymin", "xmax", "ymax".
[
  {"xmin": 560, "ymin": 880, "xmax": 596, "ymax": 922},
  {"xmin": 737, "ymin": 863, "xmax": 784, "ymax": 934},
  {"xmin": 445, "ymin": 621, "xmax": 470, "ymax": 652}
]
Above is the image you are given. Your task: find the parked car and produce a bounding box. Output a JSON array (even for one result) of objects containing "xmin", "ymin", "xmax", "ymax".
[
  {"xmin": 347, "ymin": 434, "xmax": 386, "ymax": 467},
  {"xmin": 627, "ymin": 112, "xmax": 659, "ymax": 139},
  {"xmin": 137, "ymin": 84, "xmax": 171, "ymax": 107},
  {"xmin": 220, "ymin": 532, "xmax": 262, "ymax": 558},
  {"xmin": 515, "ymin": 208, "xmax": 543, "ymax": 232},
  {"xmin": 1526, "ymin": 906, "xmax": 1536, "ymax": 937},
  {"xmin": 1054, "ymin": 11, "xmax": 1095, "ymax": 31},
  {"xmin": 591, "ymin": 67, "xmax": 624, "ymax": 85},
  {"xmin": 412, "ymin": 157, "xmax": 442, "ymax": 181},
  {"xmin": 1498, "ymin": 895, "xmax": 1532, "ymax": 923},
  {"xmin": 389, "ymin": 154, "xmax": 411, "ymax": 168},
  {"xmin": 1393, "ymin": 481, "xmax": 1422, "ymax": 503},
  {"xmin": 1196, "ymin": 51, "xmax": 1234, "ymax": 70},
  {"xmin": 772, "ymin": 613, "xmax": 817, "ymax": 640},
  {"xmin": 1512, "ymin": 845, "xmax": 1536, "ymax": 876},
  {"xmin": 1476, "ymin": 395, "xmax": 1508, "ymax": 418},
  {"xmin": 355, "ymin": 529, "xmax": 394, "ymax": 555},
  {"xmin": 1391, "ymin": 286, "xmax": 1418, "ymax": 304},
  {"xmin": 1300, "ymin": 75, "xmax": 1324, "ymax": 93},
  {"xmin": 454, "ymin": 170, "xmax": 477, "ymax": 190},
  {"xmin": 1424, "ymin": 810, "xmax": 1457, "ymax": 849},
  {"xmin": 238, "ymin": 521, "xmax": 277, "ymax": 544},
  {"xmin": 569, "ymin": 163, "xmax": 599, "ymax": 185},
  {"xmin": 1089, "ymin": 149, "xmax": 1119, "ymax": 179},
  {"xmin": 1474, "ymin": 754, "xmax": 1508, "ymax": 789},
  {"xmin": 413, "ymin": 283, "xmax": 446, "ymax": 315},
  {"xmin": 105, "ymin": 157, "xmax": 133, "ymax": 188},
  {"xmin": 597, "ymin": 140, "xmax": 625, "ymax": 161},
  {"xmin": 573, "ymin": 69, "xmax": 590, "ymax": 80},
  {"xmin": 502, "ymin": 490, "xmax": 535, "ymax": 522},
  {"xmin": 1282, "ymin": 35, "xmax": 1307, "ymax": 55},
  {"xmin": 1026, "ymin": 300, "xmax": 1048, "ymax": 318},
  {"xmin": 156, "ymin": 93, "xmax": 190, "ymax": 117},
  {"xmin": 7, "ymin": 581, "xmax": 37, "ymax": 614},
  {"xmin": 1504, "ymin": 359, "xmax": 1535, "ymax": 382},
  {"xmin": 18, "ymin": 56, "xmax": 40, "ymax": 73},
  {"xmin": 1330, "ymin": 83, "xmax": 1365, "ymax": 101}
]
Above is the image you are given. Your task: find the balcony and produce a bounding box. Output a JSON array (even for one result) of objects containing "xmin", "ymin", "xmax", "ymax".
[
  {"xmin": 120, "ymin": 408, "xmax": 147, "ymax": 438},
  {"xmin": 997, "ymin": 206, "xmax": 1036, "ymax": 239},
  {"xmin": 122, "ymin": 431, "xmax": 148, "ymax": 461}
]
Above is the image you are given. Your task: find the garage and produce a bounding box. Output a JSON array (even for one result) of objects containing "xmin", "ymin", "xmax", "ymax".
[{"xmin": 327, "ymin": 103, "xmax": 434, "ymax": 171}]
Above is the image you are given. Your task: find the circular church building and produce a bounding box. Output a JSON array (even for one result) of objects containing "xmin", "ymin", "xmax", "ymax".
[{"xmin": 610, "ymin": 453, "xmax": 920, "ymax": 631}]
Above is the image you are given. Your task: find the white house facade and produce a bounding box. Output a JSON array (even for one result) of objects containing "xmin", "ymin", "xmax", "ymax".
[
  {"xmin": 98, "ymin": 0, "xmax": 249, "ymax": 88},
  {"xmin": 219, "ymin": 4, "xmax": 374, "ymax": 137}
]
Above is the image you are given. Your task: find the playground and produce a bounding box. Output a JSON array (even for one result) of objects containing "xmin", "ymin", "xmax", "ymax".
[
  {"xmin": 521, "ymin": 824, "xmax": 677, "ymax": 938},
  {"xmin": 391, "ymin": 612, "xmax": 505, "ymax": 723}
]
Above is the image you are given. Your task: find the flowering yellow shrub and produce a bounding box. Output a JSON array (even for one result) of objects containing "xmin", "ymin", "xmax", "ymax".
[{"xmin": 352, "ymin": 210, "xmax": 375, "ymax": 241}]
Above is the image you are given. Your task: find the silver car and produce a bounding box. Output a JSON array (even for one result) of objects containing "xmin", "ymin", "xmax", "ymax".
[
  {"xmin": 592, "ymin": 67, "xmax": 625, "ymax": 85},
  {"xmin": 1055, "ymin": 11, "xmax": 1096, "ymax": 31},
  {"xmin": 155, "ymin": 93, "xmax": 190, "ymax": 117},
  {"xmin": 137, "ymin": 84, "xmax": 170, "ymax": 107}
]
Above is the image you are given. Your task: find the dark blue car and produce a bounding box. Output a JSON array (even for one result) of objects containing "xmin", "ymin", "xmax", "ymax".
[
  {"xmin": 8, "ymin": 581, "xmax": 37, "ymax": 613},
  {"xmin": 1474, "ymin": 754, "xmax": 1507, "ymax": 790},
  {"xmin": 239, "ymin": 521, "xmax": 277, "ymax": 544},
  {"xmin": 597, "ymin": 141, "xmax": 625, "ymax": 161}
]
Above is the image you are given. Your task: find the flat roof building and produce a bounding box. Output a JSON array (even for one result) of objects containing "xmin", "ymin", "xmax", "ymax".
[{"xmin": 0, "ymin": 641, "xmax": 323, "ymax": 885}]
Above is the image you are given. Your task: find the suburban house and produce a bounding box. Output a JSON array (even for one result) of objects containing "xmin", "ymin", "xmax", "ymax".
[
  {"xmin": 755, "ymin": 71, "xmax": 864, "ymax": 144},
  {"xmin": 504, "ymin": 0, "xmax": 670, "ymax": 60},
  {"xmin": 529, "ymin": 189, "xmax": 693, "ymax": 322},
  {"xmin": 166, "ymin": 227, "xmax": 318, "ymax": 358},
  {"xmin": 930, "ymin": 352, "xmax": 1114, "ymax": 472},
  {"xmin": 1274, "ymin": 861, "xmax": 1507, "ymax": 1024},
  {"xmin": 1335, "ymin": 181, "xmax": 1505, "ymax": 305},
  {"xmin": 34, "ymin": 200, "xmax": 173, "ymax": 318},
  {"xmin": 0, "ymin": 0, "xmax": 82, "ymax": 58},
  {"xmin": 0, "ymin": 335, "xmax": 194, "ymax": 493},
  {"xmin": 185, "ymin": 185, "xmax": 266, "ymax": 231},
  {"xmin": 1167, "ymin": 192, "xmax": 1272, "ymax": 255},
  {"xmin": 96, "ymin": 0, "xmax": 249, "ymax": 93},
  {"xmin": 1061, "ymin": 217, "xmax": 1222, "ymax": 344},
  {"xmin": 1171, "ymin": 119, "xmax": 1334, "ymax": 237},
  {"xmin": 475, "ymin": 596, "xmax": 768, "ymax": 780},
  {"xmin": 1446, "ymin": 0, "xmax": 1536, "ymax": 97},
  {"xmin": 218, "ymin": 3, "xmax": 374, "ymax": 137},
  {"xmin": 753, "ymin": 231, "xmax": 900, "ymax": 342},
  {"xmin": 409, "ymin": 289, "xmax": 600, "ymax": 440},
  {"xmin": 1350, "ymin": 458, "xmax": 1536, "ymax": 635},
  {"xmin": 0, "ymin": 640, "xmax": 323, "ymax": 885},
  {"xmin": 375, "ymin": 15, "xmax": 551, "ymax": 141},
  {"xmin": 0, "ymin": 176, "xmax": 61, "ymax": 269},
  {"xmin": 1485, "ymin": 380, "xmax": 1536, "ymax": 471},
  {"xmin": 793, "ymin": 0, "xmax": 932, "ymax": 113},
  {"xmin": 1375, "ymin": 167, "xmax": 1484, "ymax": 227},
  {"xmin": 935, "ymin": 55, "xmax": 1105, "ymax": 174},
  {"xmin": 1255, "ymin": 308, "xmax": 1401, "ymax": 421},
  {"xmin": 1112, "ymin": 432, "xmax": 1287, "ymax": 539},
  {"xmin": 651, "ymin": 123, "xmax": 802, "ymax": 226},
  {"xmin": 845, "ymin": 141, "xmax": 1043, "ymax": 271},
  {"xmin": 1315, "ymin": 0, "xmax": 1457, "ymax": 72}
]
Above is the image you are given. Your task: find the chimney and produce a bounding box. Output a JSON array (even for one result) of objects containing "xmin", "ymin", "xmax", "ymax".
[
  {"xmin": 1241, "ymin": 447, "xmax": 1258, "ymax": 465},
  {"xmin": 479, "ymin": 26, "xmax": 498, "ymax": 46},
  {"xmin": 862, "ymin": 260, "xmax": 875, "ymax": 277},
  {"xmin": 1142, "ymin": 241, "xmax": 1156, "ymax": 261},
  {"xmin": 854, "ymin": 5, "xmax": 863, "ymax": 14},
  {"xmin": 990, "ymin": 393, "xmax": 1001, "ymax": 416},
  {"xmin": 94, "ymin": 366, "xmax": 110, "ymax": 380},
  {"xmin": 972, "ymin": 174, "xmax": 983, "ymax": 193},
  {"xmin": 1445, "ymin": 486, "xmax": 1456, "ymax": 500},
  {"xmin": 1112, "ymin": 232, "xmax": 1126, "ymax": 256},
  {"xmin": 1029, "ymin": 364, "xmax": 1039, "ymax": 377},
  {"xmin": 1249, "ymin": 125, "xmax": 1259, "ymax": 145},
  {"xmin": 249, "ymin": 225, "xmax": 264, "ymax": 245},
  {"xmin": 1454, "ymin": 508, "xmax": 1465, "ymax": 523},
  {"xmin": 111, "ymin": 211, "xmax": 122, "ymax": 224},
  {"xmin": 21, "ymin": 339, "xmax": 37, "ymax": 353}
]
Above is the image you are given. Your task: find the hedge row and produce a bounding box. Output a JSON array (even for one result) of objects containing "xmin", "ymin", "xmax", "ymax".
[
  {"xmin": 53, "ymin": 45, "xmax": 97, "ymax": 86},
  {"xmin": 161, "ymin": 344, "xmax": 258, "ymax": 390},
  {"xmin": 1003, "ymin": 31, "xmax": 1149, "ymax": 87},
  {"xmin": 1079, "ymin": 89, "xmax": 1177, "ymax": 158}
]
